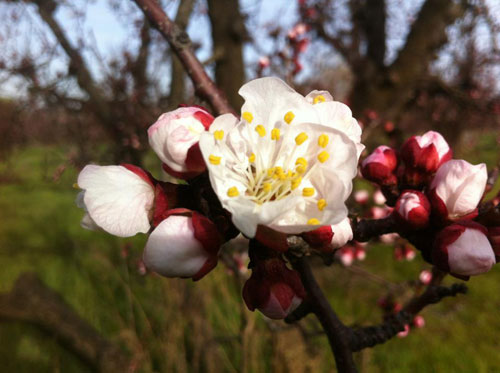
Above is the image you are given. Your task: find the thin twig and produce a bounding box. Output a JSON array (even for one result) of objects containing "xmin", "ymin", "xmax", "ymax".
[{"xmin": 131, "ymin": 0, "xmax": 235, "ymax": 115}]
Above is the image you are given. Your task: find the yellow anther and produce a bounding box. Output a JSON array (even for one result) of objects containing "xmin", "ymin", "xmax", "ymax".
[
  {"xmin": 303, "ymin": 187, "xmax": 315, "ymax": 197},
  {"xmin": 209, "ymin": 154, "xmax": 221, "ymax": 165},
  {"xmin": 287, "ymin": 170, "xmax": 293, "ymax": 178},
  {"xmin": 213, "ymin": 130, "xmax": 224, "ymax": 140},
  {"xmin": 284, "ymin": 111, "xmax": 295, "ymax": 124},
  {"xmin": 296, "ymin": 165, "xmax": 306, "ymax": 174},
  {"xmin": 279, "ymin": 173, "xmax": 287, "ymax": 180},
  {"xmin": 72, "ymin": 183, "xmax": 79, "ymax": 189},
  {"xmin": 317, "ymin": 199, "xmax": 327, "ymax": 211},
  {"xmin": 242, "ymin": 111, "xmax": 253, "ymax": 123},
  {"xmin": 313, "ymin": 95, "xmax": 326, "ymax": 104},
  {"xmin": 318, "ymin": 151, "xmax": 330, "ymax": 163},
  {"xmin": 271, "ymin": 128, "xmax": 281, "ymax": 141},
  {"xmin": 291, "ymin": 177, "xmax": 302, "ymax": 190},
  {"xmin": 249, "ymin": 153, "xmax": 256, "ymax": 163},
  {"xmin": 318, "ymin": 134, "xmax": 329, "ymax": 148},
  {"xmin": 308, "ymin": 218, "xmax": 321, "ymax": 225},
  {"xmin": 295, "ymin": 132, "xmax": 308, "ymax": 145},
  {"xmin": 227, "ymin": 187, "xmax": 239, "ymax": 197},
  {"xmin": 255, "ymin": 124, "xmax": 266, "ymax": 137},
  {"xmin": 295, "ymin": 157, "xmax": 307, "ymax": 167},
  {"xmin": 267, "ymin": 168, "xmax": 275, "ymax": 177},
  {"xmin": 275, "ymin": 166, "xmax": 284, "ymax": 176},
  {"xmin": 263, "ymin": 183, "xmax": 272, "ymax": 192}
]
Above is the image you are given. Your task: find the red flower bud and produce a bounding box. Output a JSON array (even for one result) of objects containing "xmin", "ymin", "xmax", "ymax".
[
  {"xmin": 243, "ymin": 258, "xmax": 306, "ymax": 319},
  {"xmin": 361, "ymin": 146, "xmax": 398, "ymax": 185},
  {"xmin": 401, "ymin": 131, "xmax": 452, "ymax": 173},
  {"xmin": 394, "ymin": 190, "xmax": 431, "ymax": 229}
]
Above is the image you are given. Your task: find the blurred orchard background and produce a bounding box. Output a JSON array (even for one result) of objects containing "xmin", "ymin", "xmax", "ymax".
[{"xmin": 0, "ymin": 0, "xmax": 499, "ymax": 372}]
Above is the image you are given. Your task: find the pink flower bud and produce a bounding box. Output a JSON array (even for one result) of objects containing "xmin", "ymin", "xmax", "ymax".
[
  {"xmin": 302, "ymin": 218, "xmax": 353, "ymax": 250},
  {"xmin": 354, "ymin": 189, "xmax": 370, "ymax": 204},
  {"xmin": 419, "ymin": 269, "xmax": 433, "ymax": 285},
  {"xmin": 397, "ymin": 324, "xmax": 410, "ymax": 338},
  {"xmin": 413, "ymin": 315, "xmax": 425, "ymax": 328},
  {"xmin": 336, "ymin": 246, "xmax": 354, "ymax": 266},
  {"xmin": 404, "ymin": 246, "xmax": 416, "ymax": 261},
  {"xmin": 148, "ymin": 106, "xmax": 214, "ymax": 180},
  {"xmin": 394, "ymin": 190, "xmax": 431, "ymax": 229},
  {"xmin": 355, "ymin": 246, "xmax": 366, "ymax": 261},
  {"xmin": 401, "ymin": 131, "xmax": 452, "ymax": 173},
  {"xmin": 428, "ymin": 160, "xmax": 487, "ymax": 221},
  {"xmin": 258, "ymin": 56, "xmax": 270, "ymax": 69},
  {"xmin": 432, "ymin": 221, "xmax": 495, "ymax": 277},
  {"xmin": 143, "ymin": 210, "xmax": 221, "ymax": 281},
  {"xmin": 243, "ymin": 258, "xmax": 306, "ymax": 319},
  {"xmin": 361, "ymin": 146, "xmax": 398, "ymax": 185}
]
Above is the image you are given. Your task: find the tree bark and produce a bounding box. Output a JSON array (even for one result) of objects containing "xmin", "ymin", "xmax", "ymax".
[
  {"xmin": 351, "ymin": 0, "xmax": 465, "ymax": 117},
  {"xmin": 169, "ymin": 0, "xmax": 196, "ymax": 108},
  {"xmin": 207, "ymin": 0, "xmax": 246, "ymax": 110}
]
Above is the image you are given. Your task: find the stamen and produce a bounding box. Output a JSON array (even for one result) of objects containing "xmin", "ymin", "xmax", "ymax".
[
  {"xmin": 317, "ymin": 199, "xmax": 327, "ymax": 211},
  {"xmin": 291, "ymin": 177, "xmax": 302, "ymax": 190},
  {"xmin": 318, "ymin": 151, "xmax": 330, "ymax": 163},
  {"xmin": 271, "ymin": 128, "xmax": 281, "ymax": 141},
  {"xmin": 255, "ymin": 125, "xmax": 266, "ymax": 137},
  {"xmin": 302, "ymin": 187, "xmax": 315, "ymax": 197},
  {"xmin": 242, "ymin": 111, "xmax": 253, "ymax": 123},
  {"xmin": 308, "ymin": 218, "xmax": 321, "ymax": 225},
  {"xmin": 249, "ymin": 153, "xmax": 256, "ymax": 163},
  {"xmin": 227, "ymin": 187, "xmax": 239, "ymax": 197},
  {"xmin": 209, "ymin": 155, "xmax": 221, "ymax": 165},
  {"xmin": 284, "ymin": 111, "xmax": 295, "ymax": 124},
  {"xmin": 263, "ymin": 183, "xmax": 272, "ymax": 192},
  {"xmin": 295, "ymin": 132, "xmax": 308, "ymax": 145},
  {"xmin": 313, "ymin": 95, "xmax": 325, "ymax": 104},
  {"xmin": 295, "ymin": 157, "xmax": 307, "ymax": 167},
  {"xmin": 214, "ymin": 130, "xmax": 224, "ymax": 140},
  {"xmin": 318, "ymin": 134, "xmax": 329, "ymax": 148}
]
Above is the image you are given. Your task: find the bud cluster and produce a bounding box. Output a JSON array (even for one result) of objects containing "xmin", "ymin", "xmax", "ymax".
[{"xmin": 361, "ymin": 130, "xmax": 497, "ymax": 278}]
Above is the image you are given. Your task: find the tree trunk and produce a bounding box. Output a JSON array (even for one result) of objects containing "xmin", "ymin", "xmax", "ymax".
[{"xmin": 207, "ymin": 0, "xmax": 246, "ymax": 110}]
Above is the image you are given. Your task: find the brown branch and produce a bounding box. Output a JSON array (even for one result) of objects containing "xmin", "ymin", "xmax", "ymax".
[
  {"xmin": 286, "ymin": 254, "xmax": 357, "ymax": 373},
  {"xmin": 349, "ymin": 269, "xmax": 467, "ymax": 351},
  {"xmin": 131, "ymin": 0, "xmax": 235, "ymax": 115},
  {"xmin": 353, "ymin": 215, "xmax": 398, "ymax": 242},
  {"xmin": 0, "ymin": 273, "xmax": 130, "ymax": 372}
]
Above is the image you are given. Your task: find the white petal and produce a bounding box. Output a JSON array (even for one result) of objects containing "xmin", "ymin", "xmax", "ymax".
[
  {"xmin": 433, "ymin": 160, "xmax": 487, "ymax": 218},
  {"xmin": 330, "ymin": 218, "xmax": 353, "ymax": 248},
  {"xmin": 143, "ymin": 216, "xmax": 208, "ymax": 278},
  {"xmin": 313, "ymin": 101, "xmax": 363, "ymax": 156},
  {"xmin": 239, "ymin": 77, "xmax": 317, "ymax": 130},
  {"xmin": 448, "ymin": 228, "xmax": 495, "ymax": 276},
  {"xmin": 77, "ymin": 165, "xmax": 155, "ymax": 237}
]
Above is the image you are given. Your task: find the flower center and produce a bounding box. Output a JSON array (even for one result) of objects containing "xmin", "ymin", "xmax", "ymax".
[{"xmin": 245, "ymin": 165, "xmax": 304, "ymax": 204}]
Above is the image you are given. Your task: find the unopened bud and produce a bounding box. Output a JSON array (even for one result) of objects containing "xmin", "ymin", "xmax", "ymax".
[{"xmin": 361, "ymin": 146, "xmax": 398, "ymax": 185}]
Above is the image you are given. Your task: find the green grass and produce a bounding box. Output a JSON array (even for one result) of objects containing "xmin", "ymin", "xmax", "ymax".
[{"xmin": 0, "ymin": 139, "xmax": 499, "ymax": 372}]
